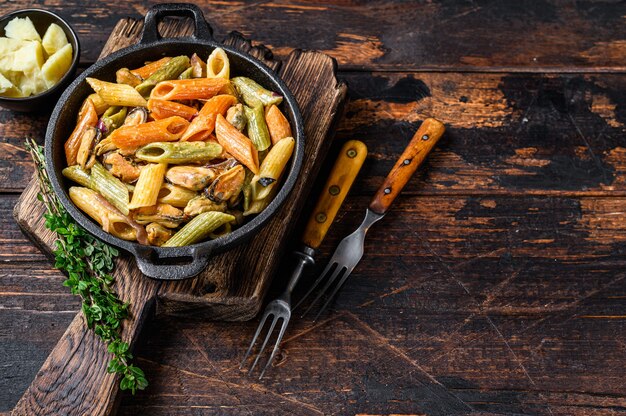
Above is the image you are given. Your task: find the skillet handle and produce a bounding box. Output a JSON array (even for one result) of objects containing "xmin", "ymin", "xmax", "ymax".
[
  {"xmin": 133, "ymin": 246, "xmax": 212, "ymax": 280},
  {"xmin": 140, "ymin": 3, "xmax": 214, "ymax": 44}
]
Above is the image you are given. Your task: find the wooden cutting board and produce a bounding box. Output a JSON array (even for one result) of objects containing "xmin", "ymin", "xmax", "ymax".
[{"xmin": 11, "ymin": 16, "xmax": 346, "ymax": 416}]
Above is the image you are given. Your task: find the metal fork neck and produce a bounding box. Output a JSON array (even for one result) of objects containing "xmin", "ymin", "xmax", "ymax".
[
  {"xmin": 361, "ymin": 209, "xmax": 385, "ymax": 231},
  {"xmin": 280, "ymin": 245, "xmax": 315, "ymax": 302}
]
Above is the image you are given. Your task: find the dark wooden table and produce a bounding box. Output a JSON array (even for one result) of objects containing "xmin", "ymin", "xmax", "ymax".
[{"xmin": 1, "ymin": 1, "xmax": 626, "ymax": 415}]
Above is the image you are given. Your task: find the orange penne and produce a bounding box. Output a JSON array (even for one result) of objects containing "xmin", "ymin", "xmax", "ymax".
[
  {"xmin": 110, "ymin": 116, "xmax": 190, "ymax": 149},
  {"xmin": 64, "ymin": 97, "xmax": 98, "ymax": 165},
  {"xmin": 215, "ymin": 114, "xmax": 259, "ymax": 174},
  {"xmin": 265, "ymin": 105, "xmax": 293, "ymax": 145},
  {"xmin": 148, "ymin": 98, "xmax": 198, "ymax": 121},
  {"xmin": 150, "ymin": 78, "xmax": 228, "ymax": 101},
  {"xmin": 130, "ymin": 57, "xmax": 172, "ymax": 79},
  {"xmin": 181, "ymin": 95, "xmax": 236, "ymax": 142}
]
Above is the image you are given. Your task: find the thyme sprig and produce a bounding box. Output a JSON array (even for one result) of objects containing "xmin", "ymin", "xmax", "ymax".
[{"xmin": 26, "ymin": 139, "xmax": 147, "ymax": 394}]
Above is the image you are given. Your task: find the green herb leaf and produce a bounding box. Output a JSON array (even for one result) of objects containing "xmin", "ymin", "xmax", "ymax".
[{"xmin": 25, "ymin": 139, "xmax": 148, "ymax": 395}]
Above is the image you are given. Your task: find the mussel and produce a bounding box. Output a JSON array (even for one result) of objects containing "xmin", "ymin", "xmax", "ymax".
[
  {"xmin": 146, "ymin": 222, "xmax": 173, "ymax": 246},
  {"xmin": 133, "ymin": 203, "xmax": 185, "ymax": 228},
  {"xmin": 165, "ymin": 166, "xmax": 216, "ymax": 191},
  {"xmin": 123, "ymin": 107, "xmax": 149, "ymax": 127},
  {"xmin": 76, "ymin": 127, "xmax": 101, "ymax": 169},
  {"xmin": 206, "ymin": 165, "xmax": 245, "ymax": 203},
  {"xmin": 183, "ymin": 196, "xmax": 227, "ymax": 217},
  {"xmin": 225, "ymin": 103, "xmax": 247, "ymax": 131},
  {"xmin": 102, "ymin": 151, "xmax": 142, "ymax": 183}
]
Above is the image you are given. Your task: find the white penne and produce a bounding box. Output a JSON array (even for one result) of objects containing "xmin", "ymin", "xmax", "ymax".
[
  {"xmin": 89, "ymin": 162, "xmax": 130, "ymax": 215},
  {"xmin": 86, "ymin": 77, "xmax": 147, "ymax": 107},
  {"xmin": 157, "ymin": 183, "xmax": 198, "ymax": 208},
  {"xmin": 162, "ymin": 211, "xmax": 235, "ymax": 247},
  {"xmin": 129, "ymin": 163, "xmax": 167, "ymax": 210},
  {"xmin": 69, "ymin": 186, "xmax": 146, "ymax": 242},
  {"xmin": 88, "ymin": 93, "xmax": 110, "ymax": 115},
  {"xmin": 252, "ymin": 136, "xmax": 295, "ymax": 201},
  {"xmin": 206, "ymin": 47, "xmax": 230, "ymax": 80}
]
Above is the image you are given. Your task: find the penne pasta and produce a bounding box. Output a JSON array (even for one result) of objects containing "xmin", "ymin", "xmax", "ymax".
[
  {"xmin": 62, "ymin": 165, "xmax": 91, "ymax": 187},
  {"xmin": 150, "ymin": 77, "xmax": 228, "ymax": 101},
  {"xmin": 162, "ymin": 211, "xmax": 235, "ymax": 247},
  {"xmin": 157, "ymin": 183, "xmax": 197, "ymax": 207},
  {"xmin": 116, "ymin": 68, "xmax": 142, "ymax": 87},
  {"xmin": 64, "ymin": 97, "xmax": 98, "ymax": 166},
  {"xmin": 90, "ymin": 162, "xmax": 131, "ymax": 215},
  {"xmin": 88, "ymin": 93, "xmax": 109, "ymax": 115},
  {"xmin": 178, "ymin": 67, "xmax": 194, "ymax": 80},
  {"xmin": 215, "ymin": 114, "xmax": 259, "ymax": 174},
  {"xmin": 206, "ymin": 48, "xmax": 229, "ymax": 80},
  {"xmin": 208, "ymin": 222, "xmax": 232, "ymax": 239},
  {"xmin": 190, "ymin": 53, "xmax": 206, "ymax": 78},
  {"xmin": 244, "ymin": 104, "xmax": 271, "ymax": 151},
  {"xmin": 87, "ymin": 77, "xmax": 147, "ymax": 107},
  {"xmin": 64, "ymin": 52, "xmax": 295, "ymax": 246},
  {"xmin": 135, "ymin": 141, "xmax": 223, "ymax": 164},
  {"xmin": 130, "ymin": 57, "xmax": 172, "ymax": 79},
  {"xmin": 109, "ymin": 116, "xmax": 190, "ymax": 149},
  {"xmin": 252, "ymin": 137, "xmax": 294, "ymax": 201},
  {"xmin": 265, "ymin": 104, "xmax": 292, "ymax": 144},
  {"xmin": 244, "ymin": 184, "xmax": 278, "ymax": 216},
  {"xmin": 231, "ymin": 76, "xmax": 283, "ymax": 107},
  {"xmin": 181, "ymin": 94, "xmax": 237, "ymax": 142},
  {"xmin": 148, "ymin": 98, "xmax": 197, "ymax": 121},
  {"xmin": 100, "ymin": 106, "xmax": 128, "ymax": 136},
  {"xmin": 129, "ymin": 163, "xmax": 167, "ymax": 209},
  {"xmin": 69, "ymin": 186, "xmax": 147, "ymax": 243},
  {"xmin": 135, "ymin": 55, "xmax": 191, "ymax": 96}
]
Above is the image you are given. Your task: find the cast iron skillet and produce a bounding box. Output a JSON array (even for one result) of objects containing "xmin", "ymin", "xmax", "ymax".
[{"xmin": 45, "ymin": 3, "xmax": 304, "ymax": 280}]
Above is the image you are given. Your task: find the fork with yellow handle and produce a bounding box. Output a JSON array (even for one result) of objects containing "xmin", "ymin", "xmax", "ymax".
[{"xmin": 241, "ymin": 140, "xmax": 367, "ymax": 378}]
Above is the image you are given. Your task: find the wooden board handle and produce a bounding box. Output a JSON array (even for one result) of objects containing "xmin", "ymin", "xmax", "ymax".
[
  {"xmin": 11, "ymin": 275, "xmax": 158, "ymax": 416},
  {"xmin": 302, "ymin": 140, "xmax": 367, "ymax": 249},
  {"xmin": 369, "ymin": 118, "xmax": 445, "ymax": 215}
]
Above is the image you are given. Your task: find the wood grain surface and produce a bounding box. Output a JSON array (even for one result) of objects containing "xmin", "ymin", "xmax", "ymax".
[
  {"xmin": 9, "ymin": 14, "xmax": 346, "ymax": 416},
  {"xmin": 1, "ymin": 1, "xmax": 626, "ymax": 415}
]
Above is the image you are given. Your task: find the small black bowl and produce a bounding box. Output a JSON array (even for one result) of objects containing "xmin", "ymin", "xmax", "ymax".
[{"xmin": 0, "ymin": 9, "xmax": 80, "ymax": 112}]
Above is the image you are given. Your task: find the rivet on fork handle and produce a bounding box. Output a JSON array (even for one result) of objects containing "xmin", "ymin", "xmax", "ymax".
[{"xmin": 369, "ymin": 118, "xmax": 445, "ymax": 215}]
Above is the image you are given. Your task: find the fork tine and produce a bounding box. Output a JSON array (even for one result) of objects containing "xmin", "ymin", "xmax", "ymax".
[
  {"xmin": 248, "ymin": 315, "xmax": 279, "ymax": 375},
  {"xmin": 240, "ymin": 310, "xmax": 272, "ymax": 368},
  {"xmin": 313, "ymin": 267, "xmax": 353, "ymax": 321},
  {"xmin": 293, "ymin": 261, "xmax": 336, "ymax": 311},
  {"xmin": 300, "ymin": 264, "xmax": 345, "ymax": 318},
  {"xmin": 259, "ymin": 317, "xmax": 289, "ymax": 379}
]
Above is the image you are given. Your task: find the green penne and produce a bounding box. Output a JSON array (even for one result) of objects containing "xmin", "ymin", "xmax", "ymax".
[
  {"xmin": 62, "ymin": 165, "xmax": 91, "ymax": 187},
  {"xmin": 135, "ymin": 55, "xmax": 191, "ymax": 96},
  {"xmin": 244, "ymin": 104, "xmax": 271, "ymax": 151},
  {"xmin": 178, "ymin": 67, "xmax": 194, "ymax": 80},
  {"xmin": 89, "ymin": 162, "xmax": 130, "ymax": 215},
  {"xmin": 231, "ymin": 76, "xmax": 283, "ymax": 107},
  {"xmin": 101, "ymin": 106, "xmax": 128, "ymax": 136},
  {"xmin": 163, "ymin": 211, "xmax": 235, "ymax": 247},
  {"xmin": 135, "ymin": 141, "xmax": 223, "ymax": 164}
]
